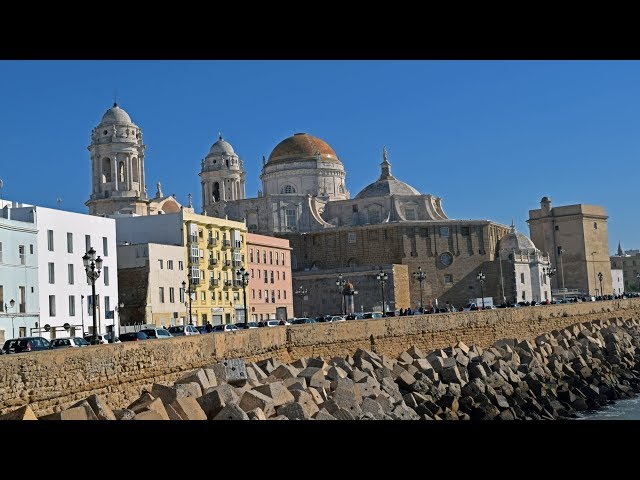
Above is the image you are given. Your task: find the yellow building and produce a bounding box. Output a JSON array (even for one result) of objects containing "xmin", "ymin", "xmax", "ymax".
[
  {"xmin": 183, "ymin": 211, "xmax": 248, "ymax": 325},
  {"xmin": 115, "ymin": 208, "xmax": 248, "ymax": 327}
]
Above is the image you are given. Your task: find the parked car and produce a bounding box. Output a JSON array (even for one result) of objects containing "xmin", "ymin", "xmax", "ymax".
[
  {"xmin": 3, "ymin": 337, "xmax": 51, "ymax": 353},
  {"xmin": 50, "ymin": 337, "xmax": 90, "ymax": 349},
  {"xmin": 139, "ymin": 328, "xmax": 173, "ymax": 339},
  {"xmin": 168, "ymin": 325, "xmax": 200, "ymax": 336},
  {"xmin": 119, "ymin": 331, "xmax": 149, "ymax": 342},
  {"xmin": 212, "ymin": 324, "xmax": 239, "ymax": 333},
  {"xmin": 234, "ymin": 322, "xmax": 259, "ymax": 329},
  {"xmin": 327, "ymin": 315, "xmax": 346, "ymax": 322},
  {"xmin": 361, "ymin": 312, "xmax": 383, "ymax": 319},
  {"xmin": 83, "ymin": 334, "xmax": 117, "ymax": 345},
  {"xmin": 257, "ymin": 320, "xmax": 282, "ymax": 327},
  {"xmin": 290, "ymin": 318, "xmax": 317, "ymax": 325}
]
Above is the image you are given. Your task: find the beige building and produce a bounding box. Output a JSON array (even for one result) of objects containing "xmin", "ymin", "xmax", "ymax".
[
  {"xmin": 117, "ymin": 243, "xmax": 187, "ymax": 327},
  {"xmin": 528, "ymin": 197, "xmax": 611, "ymax": 297},
  {"xmin": 246, "ymin": 233, "xmax": 293, "ymax": 322},
  {"xmin": 610, "ymin": 244, "xmax": 640, "ymax": 292}
]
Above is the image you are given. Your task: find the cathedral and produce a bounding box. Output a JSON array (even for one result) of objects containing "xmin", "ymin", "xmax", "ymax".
[{"xmin": 86, "ymin": 103, "xmax": 552, "ymax": 314}]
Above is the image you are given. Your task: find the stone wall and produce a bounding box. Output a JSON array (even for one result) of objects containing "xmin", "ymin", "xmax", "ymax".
[{"xmin": 2, "ymin": 298, "xmax": 640, "ymax": 416}]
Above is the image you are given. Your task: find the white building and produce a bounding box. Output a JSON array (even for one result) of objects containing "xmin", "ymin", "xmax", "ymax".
[
  {"xmin": 10, "ymin": 204, "xmax": 119, "ymax": 339},
  {"xmin": 0, "ymin": 200, "xmax": 39, "ymax": 341},
  {"xmin": 611, "ymin": 268, "xmax": 624, "ymax": 296},
  {"xmin": 117, "ymin": 243, "xmax": 187, "ymax": 327}
]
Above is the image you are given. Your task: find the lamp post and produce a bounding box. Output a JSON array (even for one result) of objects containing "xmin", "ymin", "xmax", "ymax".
[
  {"xmin": 82, "ymin": 247, "xmax": 103, "ymax": 345},
  {"xmin": 80, "ymin": 295, "xmax": 85, "ymax": 337},
  {"xmin": 236, "ymin": 267, "xmax": 250, "ymax": 325},
  {"xmin": 182, "ymin": 273, "xmax": 194, "ymax": 326},
  {"xmin": 336, "ymin": 273, "xmax": 347, "ymax": 315},
  {"xmin": 476, "ymin": 271, "xmax": 486, "ymax": 309},
  {"xmin": 544, "ymin": 266, "xmax": 557, "ymax": 302},
  {"xmin": 4, "ymin": 299, "xmax": 15, "ymax": 338},
  {"xmin": 295, "ymin": 285, "xmax": 308, "ymax": 317},
  {"xmin": 113, "ymin": 301, "xmax": 124, "ymax": 341},
  {"xmin": 598, "ymin": 271, "xmax": 603, "ymax": 298},
  {"xmin": 412, "ymin": 266, "xmax": 426, "ymax": 312},
  {"xmin": 637, "ymin": 273, "xmax": 640, "ymax": 293},
  {"xmin": 376, "ymin": 269, "xmax": 388, "ymax": 315}
]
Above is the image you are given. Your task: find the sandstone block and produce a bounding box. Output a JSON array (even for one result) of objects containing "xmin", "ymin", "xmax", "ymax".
[
  {"xmin": 171, "ymin": 397, "xmax": 207, "ymax": 420},
  {"xmin": 271, "ymin": 364, "xmax": 300, "ymax": 380},
  {"xmin": 254, "ymin": 381, "xmax": 295, "ymax": 407},
  {"xmin": 292, "ymin": 390, "xmax": 320, "ymax": 417},
  {"xmin": 276, "ymin": 402, "xmax": 308, "ymax": 420},
  {"xmin": 407, "ymin": 345, "xmax": 426, "ymax": 359},
  {"xmin": 213, "ymin": 359, "xmax": 248, "ymax": 387},
  {"xmin": 239, "ymin": 390, "xmax": 276, "ymax": 417},
  {"xmin": 175, "ymin": 368, "xmax": 211, "ymax": 391},
  {"xmin": 83, "ymin": 394, "xmax": 116, "ymax": 421},
  {"xmin": 213, "ymin": 403, "xmax": 249, "ymax": 420},
  {"xmin": 0, "ymin": 405, "xmax": 37, "ymax": 420},
  {"xmin": 314, "ymin": 408, "xmax": 337, "ymax": 420},
  {"xmin": 247, "ymin": 408, "xmax": 267, "ymax": 420},
  {"xmin": 298, "ymin": 367, "xmax": 326, "ymax": 389},
  {"xmin": 113, "ymin": 409, "xmax": 136, "ymax": 420},
  {"xmin": 134, "ymin": 410, "xmax": 166, "ymax": 420}
]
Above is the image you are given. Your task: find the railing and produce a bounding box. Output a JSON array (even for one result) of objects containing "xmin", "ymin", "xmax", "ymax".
[
  {"xmin": 223, "ymin": 260, "xmax": 231, "ymax": 267},
  {"xmin": 233, "ymin": 260, "xmax": 243, "ymax": 267},
  {"xmin": 188, "ymin": 235, "xmax": 198, "ymax": 244},
  {"xmin": 223, "ymin": 240, "xmax": 231, "ymax": 247},
  {"xmin": 209, "ymin": 258, "xmax": 218, "ymax": 266},
  {"xmin": 210, "ymin": 279, "xmax": 219, "ymax": 287},
  {"xmin": 224, "ymin": 280, "xmax": 233, "ymax": 287},
  {"xmin": 189, "ymin": 257, "xmax": 201, "ymax": 265},
  {"xmin": 208, "ymin": 238, "xmax": 218, "ymax": 247},
  {"xmin": 233, "ymin": 280, "xmax": 244, "ymax": 288}
]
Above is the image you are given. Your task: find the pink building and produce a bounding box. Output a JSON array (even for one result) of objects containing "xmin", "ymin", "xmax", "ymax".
[{"xmin": 247, "ymin": 233, "xmax": 293, "ymax": 322}]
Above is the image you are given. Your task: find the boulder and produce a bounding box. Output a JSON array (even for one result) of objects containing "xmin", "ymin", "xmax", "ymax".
[
  {"xmin": 213, "ymin": 359, "xmax": 248, "ymax": 386},
  {"xmin": 238, "ymin": 390, "xmax": 276, "ymax": 417},
  {"xmin": 174, "ymin": 368, "xmax": 211, "ymax": 391},
  {"xmin": 171, "ymin": 397, "xmax": 207, "ymax": 420},
  {"xmin": 213, "ymin": 403, "xmax": 250, "ymax": 420},
  {"xmin": 254, "ymin": 382, "xmax": 295, "ymax": 407},
  {"xmin": 0, "ymin": 405, "xmax": 38, "ymax": 420}
]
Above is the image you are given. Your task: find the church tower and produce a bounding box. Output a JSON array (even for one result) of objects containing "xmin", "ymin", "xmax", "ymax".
[
  {"xmin": 200, "ymin": 134, "xmax": 246, "ymax": 215},
  {"xmin": 86, "ymin": 103, "xmax": 149, "ymax": 216}
]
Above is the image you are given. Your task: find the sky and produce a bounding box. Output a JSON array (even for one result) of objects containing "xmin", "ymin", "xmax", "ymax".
[{"xmin": 0, "ymin": 60, "xmax": 637, "ymax": 253}]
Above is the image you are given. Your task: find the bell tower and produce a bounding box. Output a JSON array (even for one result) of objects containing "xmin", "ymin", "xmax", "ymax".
[
  {"xmin": 200, "ymin": 133, "xmax": 246, "ymax": 215},
  {"xmin": 86, "ymin": 103, "xmax": 149, "ymax": 216}
]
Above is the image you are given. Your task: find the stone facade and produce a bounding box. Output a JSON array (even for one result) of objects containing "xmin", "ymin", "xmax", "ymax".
[
  {"xmin": 528, "ymin": 197, "xmax": 612, "ymax": 296},
  {"xmin": 1, "ymin": 298, "xmax": 638, "ymax": 417},
  {"xmin": 610, "ymin": 251, "xmax": 640, "ymax": 292}
]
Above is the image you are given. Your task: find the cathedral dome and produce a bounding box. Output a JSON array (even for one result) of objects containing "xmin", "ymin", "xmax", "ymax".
[
  {"xmin": 355, "ymin": 178, "xmax": 420, "ymax": 199},
  {"xmin": 499, "ymin": 227, "xmax": 537, "ymax": 252},
  {"xmin": 268, "ymin": 133, "xmax": 341, "ymax": 166},
  {"xmin": 209, "ymin": 135, "xmax": 236, "ymax": 156},
  {"xmin": 100, "ymin": 103, "xmax": 133, "ymax": 124}
]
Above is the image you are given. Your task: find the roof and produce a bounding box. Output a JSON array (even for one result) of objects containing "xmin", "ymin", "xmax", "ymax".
[{"xmin": 267, "ymin": 133, "xmax": 341, "ymax": 165}]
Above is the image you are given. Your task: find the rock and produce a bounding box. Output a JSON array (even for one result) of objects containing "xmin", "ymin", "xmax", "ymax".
[
  {"xmin": 407, "ymin": 345, "xmax": 426, "ymax": 359},
  {"xmin": 291, "ymin": 390, "xmax": 320, "ymax": 417},
  {"xmin": 113, "ymin": 409, "xmax": 136, "ymax": 420},
  {"xmin": 468, "ymin": 363, "xmax": 488, "ymax": 380},
  {"xmin": 51, "ymin": 402, "xmax": 99, "ymax": 420},
  {"xmin": 314, "ymin": 408, "xmax": 337, "ymax": 420},
  {"xmin": 213, "ymin": 359, "xmax": 248, "ymax": 386},
  {"xmin": 204, "ymin": 367, "xmax": 219, "ymax": 386},
  {"xmin": 395, "ymin": 369, "xmax": 417, "ymax": 390},
  {"xmin": 247, "ymin": 408, "xmax": 267, "ymax": 420},
  {"xmin": 0, "ymin": 405, "xmax": 38, "ymax": 420},
  {"xmin": 398, "ymin": 351, "xmax": 415, "ymax": 365},
  {"xmin": 389, "ymin": 404, "xmax": 420, "ymax": 420},
  {"xmin": 471, "ymin": 401, "xmax": 500, "ymax": 420},
  {"xmin": 151, "ymin": 383, "xmax": 196, "ymax": 405},
  {"xmin": 165, "ymin": 403, "xmax": 183, "ymax": 420},
  {"xmin": 238, "ymin": 390, "xmax": 276, "ymax": 417},
  {"xmin": 498, "ymin": 409, "xmax": 515, "ymax": 420},
  {"xmin": 276, "ymin": 402, "xmax": 309, "ymax": 420},
  {"xmin": 441, "ymin": 365, "xmax": 464, "ymax": 384},
  {"xmin": 283, "ymin": 377, "xmax": 307, "ymax": 392},
  {"xmin": 134, "ymin": 410, "xmax": 166, "ymax": 420},
  {"xmin": 197, "ymin": 388, "xmax": 238, "ymax": 419},
  {"xmin": 298, "ymin": 367, "xmax": 325, "ymax": 388},
  {"xmin": 174, "ymin": 368, "xmax": 211, "ymax": 391},
  {"xmin": 326, "ymin": 366, "xmax": 348, "ymax": 381},
  {"xmin": 437, "ymin": 395, "xmax": 459, "ymax": 413},
  {"xmin": 127, "ymin": 391, "xmax": 155, "ymax": 411},
  {"xmin": 213, "ymin": 403, "xmax": 250, "ymax": 420},
  {"xmin": 82, "ymin": 394, "xmax": 116, "ymax": 421},
  {"xmin": 361, "ymin": 397, "xmax": 385, "ymax": 419},
  {"xmin": 254, "ymin": 382, "xmax": 295, "ymax": 406},
  {"xmin": 171, "ymin": 397, "xmax": 207, "ymax": 420},
  {"xmin": 271, "ymin": 364, "xmax": 300, "ymax": 380}
]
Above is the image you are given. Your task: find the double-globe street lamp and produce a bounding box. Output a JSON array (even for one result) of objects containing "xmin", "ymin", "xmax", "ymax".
[
  {"xmin": 637, "ymin": 273, "xmax": 640, "ymax": 293},
  {"xmin": 412, "ymin": 266, "xmax": 426, "ymax": 312},
  {"xmin": 376, "ymin": 269, "xmax": 388, "ymax": 315},
  {"xmin": 544, "ymin": 266, "xmax": 557, "ymax": 302},
  {"xmin": 182, "ymin": 272, "xmax": 194, "ymax": 326},
  {"xmin": 336, "ymin": 273, "xmax": 347, "ymax": 315},
  {"xmin": 4, "ymin": 299, "xmax": 15, "ymax": 338},
  {"xmin": 82, "ymin": 247, "xmax": 103, "ymax": 345},
  {"xmin": 295, "ymin": 285, "xmax": 308, "ymax": 317},
  {"xmin": 236, "ymin": 267, "xmax": 250, "ymax": 324},
  {"xmin": 476, "ymin": 271, "xmax": 486, "ymax": 310}
]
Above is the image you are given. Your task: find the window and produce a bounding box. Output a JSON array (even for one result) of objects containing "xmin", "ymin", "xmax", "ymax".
[
  {"xmin": 159, "ymin": 287, "xmax": 165, "ymax": 303},
  {"xmin": 258, "ymin": 290, "xmax": 262, "ymax": 299},
  {"xmin": 594, "ymin": 222, "xmax": 598, "ymax": 230},
  {"xmin": 105, "ymin": 296, "xmax": 110, "ymax": 314},
  {"xmin": 282, "ymin": 253, "xmax": 285, "ymax": 265},
  {"xmin": 256, "ymin": 249, "xmax": 260, "ymax": 264},
  {"xmin": 271, "ymin": 290, "xmax": 275, "ymax": 303},
  {"xmin": 67, "ymin": 232, "xmax": 73, "ymax": 253},
  {"xmin": 68, "ymin": 264, "xmax": 74, "ymax": 285},
  {"xmin": 277, "ymin": 271, "xmax": 280, "ymax": 280},
  {"xmin": 440, "ymin": 227, "xmax": 450, "ymax": 237},
  {"xmin": 405, "ymin": 208, "xmax": 416, "ymax": 221},
  {"xmin": 179, "ymin": 287, "xmax": 184, "ymax": 303},
  {"xmin": 263, "ymin": 252, "xmax": 267, "ymax": 263},
  {"xmin": 85, "ymin": 235, "xmax": 91, "ymax": 252},
  {"xmin": 277, "ymin": 290, "xmax": 281, "ymax": 299},
  {"xmin": 269, "ymin": 251, "xmax": 273, "ymax": 264},
  {"xmin": 169, "ymin": 287, "xmax": 175, "ymax": 303},
  {"xmin": 252, "ymin": 289, "xmax": 255, "ymax": 299},
  {"xmin": 251, "ymin": 269, "xmax": 254, "ymax": 278},
  {"xmin": 48, "ymin": 262, "xmax": 55, "ymax": 284},
  {"xmin": 19, "ymin": 286, "xmax": 25, "ymax": 313},
  {"xmin": 270, "ymin": 271, "xmax": 274, "ymax": 283},
  {"xmin": 264, "ymin": 289, "xmax": 269, "ymax": 303},
  {"xmin": 102, "ymin": 237, "xmax": 108, "ymax": 256},
  {"xmin": 49, "ymin": 295, "xmax": 56, "ymax": 316},
  {"xmin": 159, "ymin": 259, "xmax": 163, "ymax": 269},
  {"xmin": 30, "ymin": 244, "xmax": 34, "ymax": 254},
  {"xmin": 444, "ymin": 274, "xmax": 453, "ymax": 284},
  {"xmin": 47, "ymin": 230, "xmax": 54, "ymax": 251},
  {"xmin": 353, "ymin": 204, "xmax": 359, "ymax": 213},
  {"xmin": 19, "ymin": 245, "xmax": 25, "ymax": 265},
  {"xmin": 250, "ymin": 248, "xmax": 254, "ymax": 262},
  {"xmin": 264, "ymin": 270, "xmax": 268, "ymax": 283},
  {"xmin": 283, "ymin": 272, "xmax": 286, "ymax": 280},
  {"xmin": 284, "ymin": 290, "xmax": 286, "ymax": 299},
  {"xmin": 66, "ymin": 295, "xmax": 75, "ymax": 317},
  {"xmin": 285, "ymin": 209, "xmax": 297, "ymax": 230},
  {"xmin": 521, "ymin": 291, "xmax": 526, "ymax": 301},
  {"xmin": 281, "ymin": 185, "xmax": 296, "ymax": 194},
  {"xmin": 167, "ymin": 260, "xmax": 173, "ymax": 270},
  {"xmin": 201, "ymin": 291, "xmax": 206, "ymax": 301},
  {"xmin": 104, "ymin": 266, "xmax": 109, "ymax": 286},
  {"xmin": 520, "ymin": 273, "xmax": 525, "ymax": 284},
  {"xmin": 554, "ymin": 225, "xmax": 559, "ymax": 231},
  {"xmin": 258, "ymin": 270, "xmax": 261, "ymax": 278},
  {"xmin": 0, "ymin": 285, "xmax": 3, "ymax": 310},
  {"xmin": 178, "ymin": 261, "xmax": 184, "ymax": 270}
]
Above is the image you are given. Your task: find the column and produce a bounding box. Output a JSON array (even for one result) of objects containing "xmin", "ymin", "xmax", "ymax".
[
  {"xmin": 221, "ymin": 178, "xmax": 226, "ymax": 201},
  {"xmin": 127, "ymin": 154, "xmax": 133, "ymax": 191},
  {"xmin": 139, "ymin": 153, "xmax": 146, "ymax": 196},
  {"xmin": 112, "ymin": 153, "xmax": 119, "ymax": 191}
]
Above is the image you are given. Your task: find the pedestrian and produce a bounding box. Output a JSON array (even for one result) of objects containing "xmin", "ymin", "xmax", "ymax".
[
  {"xmin": 407, "ymin": 307, "xmax": 413, "ymax": 315},
  {"xmin": 205, "ymin": 321, "xmax": 212, "ymax": 333}
]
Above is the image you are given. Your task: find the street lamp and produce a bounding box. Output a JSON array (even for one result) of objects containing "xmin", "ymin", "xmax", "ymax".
[
  {"xmin": 336, "ymin": 273, "xmax": 347, "ymax": 315},
  {"xmin": 82, "ymin": 247, "xmax": 103, "ymax": 345},
  {"xmin": 295, "ymin": 285, "xmax": 308, "ymax": 317},
  {"xmin": 598, "ymin": 271, "xmax": 603, "ymax": 298},
  {"xmin": 544, "ymin": 266, "xmax": 557, "ymax": 302},
  {"xmin": 4, "ymin": 299, "xmax": 15, "ymax": 338},
  {"xmin": 476, "ymin": 271, "xmax": 486, "ymax": 309},
  {"xmin": 412, "ymin": 266, "xmax": 426, "ymax": 312},
  {"xmin": 182, "ymin": 273, "xmax": 194, "ymax": 326},
  {"xmin": 376, "ymin": 269, "xmax": 388, "ymax": 315},
  {"xmin": 637, "ymin": 273, "xmax": 640, "ymax": 293},
  {"xmin": 236, "ymin": 267, "xmax": 250, "ymax": 325},
  {"xmin": 113, "ymin": 301, "xmax": 124, "ymax": 341}
]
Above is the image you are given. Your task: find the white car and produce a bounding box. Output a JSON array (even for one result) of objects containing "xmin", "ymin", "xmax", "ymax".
[
  {"xmin": 50, "ymin": 337, "xmax": 90, "ymax": 348},
  {"xmin": 167, "ymin": 325, "xmax": 200, "ymax": 336},
  {"xmin": 212, "ymin": 324, "xmax": 239, "ymax": 333},
  {"xmin": 84, "ymin": 334, "xmax": 120, "ymax": 345},
  {"xmin": 328, "ymin": 316, "xmax": 346, "ymax": 322}
]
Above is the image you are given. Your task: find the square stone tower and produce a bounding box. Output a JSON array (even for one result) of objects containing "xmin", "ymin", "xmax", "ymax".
[{"xmin": 527, "ymin": 197, "xmax": 611, "ymax": 297}]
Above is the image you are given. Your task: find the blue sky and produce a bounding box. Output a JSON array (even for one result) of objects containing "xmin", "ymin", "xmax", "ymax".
[{"xmin": 0, "ymin": 60, "xmax": 637, "ymax": 253}]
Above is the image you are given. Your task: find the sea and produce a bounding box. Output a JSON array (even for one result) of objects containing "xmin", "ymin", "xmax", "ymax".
[{"xmin": 577, "ymin": 395, "xmax": 640, "ymax": 420}]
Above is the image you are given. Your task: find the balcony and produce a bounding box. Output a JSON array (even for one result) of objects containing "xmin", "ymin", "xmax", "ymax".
[
  {"xmin": 189, "ymin": 257, "xmax": 201, "ymax": 266},
  {"xmin": 209, "ymin": 278, "xmax": 220, "ymax": 288},
  {"xmin": 188, "ymin": 235, "xmax": 198, "ymax": 244},
  {"xmin": 222, "ymin": 240, "xmax": 231, "ymax": 248},
  {"xmin": 207, "ymin": 238, "xmax": 218, "ymax": 248},
  {"xmin": 208, "ymin": 258, "xmax": 218, "ymax": 267},
  {"xmin": 224, "ymin": 280, "xmax": 233, "ymax": 287},
  {"xmin": 223, "ymin": 260, "xmax": 231, "ymax": 267},
  {"xmin": 233, "ymin": 260, "xmax": 243, "ymax": 268},
  {"xmin": 233, "ymin": 279, "xmax": 245, "ymax": 288}
]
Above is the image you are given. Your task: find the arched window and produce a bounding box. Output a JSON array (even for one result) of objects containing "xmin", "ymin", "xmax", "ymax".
[
  {"xmin": 338, "ymin": 184, "xmax": 344, "ymax": 194},
  {"xmin": 212, "ymin": 182, "xmax": 220, "ymax": 202},
  {"xmin": 280, "ymin": 185, "xmax": 296, "ymax": 194},
  {"xmin": 102, "ymin": 157, "xmax": 111, "ymax": 183},
  {"xmin": 119, "ymin": 161, "xmax": 125, "ymax": 183}
]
